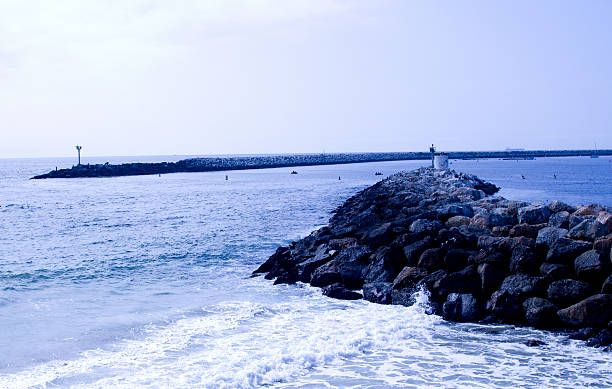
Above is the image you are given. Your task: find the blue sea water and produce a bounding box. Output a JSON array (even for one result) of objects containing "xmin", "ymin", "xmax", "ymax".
[{"xmin": 0, "ymin": 156, "xmax": 610, "ymax": 388}]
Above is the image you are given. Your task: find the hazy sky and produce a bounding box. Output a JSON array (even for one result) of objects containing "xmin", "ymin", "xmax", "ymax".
[{"xmin": 1, "ymin": 1, "xmax": 611, "ymax": 158}]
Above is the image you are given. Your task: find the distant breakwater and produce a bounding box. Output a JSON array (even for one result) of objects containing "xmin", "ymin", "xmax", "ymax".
[
  {"xmin": 254, "ymin": 168, "xmax": 612, "ymax": 349},
  {"xmin": 31, "ymin": 149, "xmax": 611, "ymax": 179}
]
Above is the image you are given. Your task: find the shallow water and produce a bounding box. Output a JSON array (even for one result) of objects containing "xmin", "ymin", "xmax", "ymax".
[{"xmin": 0, "ymin": 156, "xmax": 611, "ymax": 388}]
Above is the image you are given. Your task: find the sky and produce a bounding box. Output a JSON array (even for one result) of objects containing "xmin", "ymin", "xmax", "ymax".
[{"xmin": 1, "ymin": 0, "xmax": 611, "ymax": 158}]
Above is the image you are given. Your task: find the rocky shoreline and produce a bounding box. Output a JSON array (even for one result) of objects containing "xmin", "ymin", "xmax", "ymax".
[{"xmin": 253, "ymin": 168, "xmax": 612, "ymax": 348}]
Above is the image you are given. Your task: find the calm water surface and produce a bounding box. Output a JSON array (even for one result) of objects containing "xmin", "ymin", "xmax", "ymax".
[{"xmin": 0, "ymin": 156, "xmax": 610, "ymax": 388}]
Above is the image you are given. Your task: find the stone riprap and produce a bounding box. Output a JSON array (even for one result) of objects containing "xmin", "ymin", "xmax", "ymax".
[
  {"xmin": 253, "ymin": 168, "xmax": 612, "ymax": 348},
  {"xmin": 31, "ymin": 149, "xmax": 612, "ymax": 179}
]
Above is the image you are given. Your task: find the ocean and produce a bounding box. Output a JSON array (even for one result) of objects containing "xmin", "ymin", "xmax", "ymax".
[{"xmin": 0, "ymin": 156, "xmax": 611, "ymax": 388}]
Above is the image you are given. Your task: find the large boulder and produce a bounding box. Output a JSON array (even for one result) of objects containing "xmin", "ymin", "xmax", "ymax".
[
  {"xmin": 417, "ymin": 248, "xmax": 444, "ymax": 272},
  {"xmin": 568, "ymin": 220, "xmax": 610, "ymax": 241},
  {"xmin": 362, "ymin": 223, "xmax": 394, "ymax": 247},
  {"xmin": 523, "ymin": 297, "xmax": 559, "ymax": 328},
  {"xmin": 392, "ymin": 266, "xmax": 428, "ymax": 290},
  {"xmin": 498, "ymin": 274, "xmax": 547, "ymax": 298},
  {"xmin": 362, "ymin": 246, "xmax": 401, "ymax": 283},
  {"xmin": 489, "ymin": 208, "xmax": 517, "ymax": 227},
  {"xmin": 446, "ymin": 216, "xmax": 471, "ymax": 228},
  {"xmin": 310, "ymin": 246, "xmax": 371, "ymax": 289},
  {"xmin": 478, "ymin": 263, "xmax": 507, "ymax": 295},
  {"xmin": 574, "ymin": 250, "xmax": 607, "ymax": 283},
  {"xmin": 557, "ymin": 294, "xmax": 612, "ymax": 327},
  {"xmin": 548, "ymin": 211, "xmax": 570, "ymax": 229},
  {"xmin": 442, "ymin": 293, "xmax": 481, "ymax": 322},
  {"xmin": 444, "ymin": 249, "xmax": 473, "ymax": 272},
  {"xmin": 518, "ymin": 203, "xmax": 551, "ymax": 225},
  {"xmin": 322, "ymin": 283, "xmax": 362, "ymax": 300},
  {"xmin": 437, "ymin": 204, "xmax": 474, "ymax": 221},
  {"xmin": 487, "ymin": 290, "xmax": 523, "ymax": 322},
  {"xmin": 402, "ymin": 238, "xmax": 432, "ymax": 266},
  {"xmin": 549, "ymin": 200, "xmax": 576, "ymax": 214},
  {"xmin": 536, "ymin": 227, "xmax": 568, "ymax": 248},
  {"xmin": 509, "ymin": 224, "xmax": 540, "ymax": 239},
  {"xmin": 409, "ymin": 219, "xmax": 443, "ymax": 234},
  {"xmin": 601, "ymin": 275, "xmax": 612, "ymax": 294},
  {"xmin": 545, "ymin": 237, "xmax": 591, "ymax": 264},
  {"xmin": 509, "ymin": 245, "xmax": 541, "ymax": 275},
  {"xmin": 596, "ymin": 211, "xmax": 612, "ymax": 230},
  {"xmin": 431, "ymin": 265, "xmax": 480, "ymax": 300},
  {"xmin": 539, "ymin": 263, "xmax": 572, "ymax": 281},
  {"xmin": 362, "ymin": 282, "xmax": 393, "ymax": 304},
  {"xmin": 547, "ymin": 279, "xmax": 593, "ymax": 307}
]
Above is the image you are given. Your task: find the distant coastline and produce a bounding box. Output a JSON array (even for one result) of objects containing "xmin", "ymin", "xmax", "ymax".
[{"xmin": 31, "ymin": 149, "xmax": 612, "ymax": 179}]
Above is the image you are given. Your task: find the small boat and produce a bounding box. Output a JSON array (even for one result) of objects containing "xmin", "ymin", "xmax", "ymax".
[
  {"xmin": 375, "ymin": 172, "xmax": 383, "ymax": 176},
  {"xmin": 290, "ymin": 171, "xmax": 298, "ymax": 175},
  {"xmin": 592, "ymin": 143, "xmax": 599, "ymax": 158}
]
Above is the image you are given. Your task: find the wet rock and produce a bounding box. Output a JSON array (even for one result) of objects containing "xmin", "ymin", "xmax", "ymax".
[
  {"xmin": 310, "ymin": 246, "xmax": 371, "ymax": 289},
  {"xmin": 328, "ymin": 237, "xmax": 359, "ymax": 250},
  {"xmin": 362, "ymin": 223, "xmax": 394, "ymax": 247},
  {"xmin": 568, "ymin": 327, "xmax": 599, "ymax": 340},
  {"xmin": 548, "ymin": 211, "xmax": 570, "ymax": 229},
  {"xmin": 446, "ymin": 216, "xmax": 471, "ymax": 228},
  {"xmin": 392, "ymin": 266, "xmax": 428, "ymax": 290},
  {"xmin": 417, "ymin": 269, "xmax": 448, "ymax": 291},
  {"xmin": 568, "ymin": 220, "xmax": 610, "ymax": 241},
  {"xmin": 518, "ymin": 203, "xmax": 551, "ymax": 225},
  {"xmin": 536, "ymin": 227, "xmax": 568, "ymax": 248},
  {"xmin": 586, "ymin": 329, "xmax": 612, "ymax": 348},
  {"xmin": 362, "ymin": 282, "xmax": 393, "ymax": 304},
  {"xmin": 391, "ymin": 287, "xmax": 417, "ymax": 306},
  {"xmin": 545, "ymin": 238, "xmax": 591, "ymax": 264},
  {"xmin": 478, "ymin": 263, "xmax": 507, "ymax": 295},
  {"xmin": 524, "ymin": 339, "xmax": 547, "ymax": 347},
  {"xmin": 442, "ymin": 293, "xmax": 481, "ymax": 322},
  {"xmin": 417, "ymin": 248, "xmax": 444, "ymax": 272},
  {"xmin": 498, "ymin": 274, "xmax": 547, "ymax": 298},
  {"xmin": 523, "ymin": 297, "xmax": 558, "ymax": 328},
  {"xmin": 470, "ymin": 247, "xmax": 509, "ymax": 269},
  {"xmin": 253, "ymin": 246, "xmax": 290, "ymax": 274},
  {"xmin": 574, "ymin": 250, "xmax": 607, "ymax": 283},
  {"xmin": 547, "ymin": 279, "xmax": 593, "ymax": 307},
  {"xmin": 557, "ymin": 294, "xmax": 612, "ymax": 327},
  {"xmin": 322, "ymin": 283, "xmax": 363, "ymax": 300},
  {"xmin": 539, "ymin": 263, "xmax": 572, "ymax": 281},
  {"xmin": 470, "ymin": 213, "xmax": 490, "ymax": 229},
  {"xmin": 593, "ymin": 234, "xmax": 612, "ymax": 256},
  {"xmin": 487, "ymin": 290, "xmax": 523, "ymax": 322}
]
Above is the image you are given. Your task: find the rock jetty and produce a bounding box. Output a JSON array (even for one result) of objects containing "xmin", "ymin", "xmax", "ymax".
[
  {"xmin": 253, "ymin": 168, "xmax": 612, "ymax": 348},
  {"xmin": 32, "ymin": 149, "xmax": 612, "ymax": 179}
]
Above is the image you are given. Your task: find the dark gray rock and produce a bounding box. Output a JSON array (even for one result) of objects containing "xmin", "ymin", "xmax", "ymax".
[
  {"xmin": 437, "ymin": 204, "xmax": 474, "ymax": 221},
  {"xmin": 523, "ymin": 297, "xmax": 558, "ymax": 328},
  {"xmin": 489, "ymin": 208, "xmax": 517, "ymax": 227},
  {"xmin": 539, "ymin": 263, "xmax": 572, "ymax": 281},
  {"xmin": 586, "ymin": 329, "xmax": 612, "ymax": 348},
  {"xmin": 402, "ymin": 238, "xmax": 432, "ymax": 266},
  {"xmin": 443, "ymin": 293, "xmax": 481, "ymax": 322},
  {"xmin": 444, "ymin": 249, "xmax": 473, "ymax": 272},
  {"xmin": 568, "ymin": 220, "xmax": 610, "ymax": 241},
  {"xmin": 558, "ymin": 294, "xmax": 612, "ymax": 327},
  {"xmin": 478, "ymin": 263, "xmax": 507, "ymax": 295},
  {"xmin": 509, "ymin": 224, "xmax": 540, "ymax": 239},
  {"xmin": 536, "ymin": 227, "xmax": 568, "ymax": 248},
  {"xmin": 362, "ymin": 223, "xmax": 394, "ymax": 247},
  {"xmin": 545, "ymin": 237, "xmax": 591, "ymax": 264},
  {"xmin": 549, "ymin": 200, "xmax": 576, "ymax": 214},
  {"xmin": 391, "ymin": 287, "xmax": 417, "ymax": 306},
  {"xmin": 602, "ymin": 275, "xmax": 612, "ymax": 294},
  {"xmin": 392, "ymin": 266, "xmax": 428, "ymax": 290},
  {"xmin": 499, "ymin": 274, "xmax": 547, "ymax": 298},
  {"xmin": 568, "ymin": 214, "xmax": 585, "ymax": 229},
  {"xmin": 362, "ymin": 282, "xmax": 393, "ymax": 304},
  {"xmin": 548, "ymin": 211, "xmax": 570, "ymax": 229},
  {"xmin": 547, "ymin": 279, "xmax": 593, "ymax": 307},
  {"xmin": 417, "ymin": 248, "xmax": 444, "ymax": 272},
  {"xmin": 509, "ymin": 245, "xmax": 541, "ymax": 275},
  {"xmin": 469, "ymin": 247, "xmax": 509, "ymax": 269},
  {"xmin": 487, "ymin": 290, "xmax": 523, "ymax": 322},
  {"xmin": 518, "ymin": 203, "xmax": 551, "ymax": 225},
  {"xmin": 362, "ymin": 246, "xmax": 400, "ymax": 283},
  {"xmin": 431, "ymin": 265, "xmax": 480, "ymax": 300},
  {"xmin": 574, "ymin": 250, "xmax": 607, "ymax": 283},
  {"xmin": 409, "ymin": 219, "xmax": 443, "ymax": 234},
  {"xmin": 322, "ymin": 283, "xmax": 363, "ymax": 300}
]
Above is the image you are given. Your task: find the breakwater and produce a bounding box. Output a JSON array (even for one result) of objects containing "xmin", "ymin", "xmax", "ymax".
[
  {"xmin": 31, "ymin": 149, "xmax": 611, "ymax": 179},
  {"xmin": 254, "ymin": 168, "xmax": 612, "ymax": 348}
]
